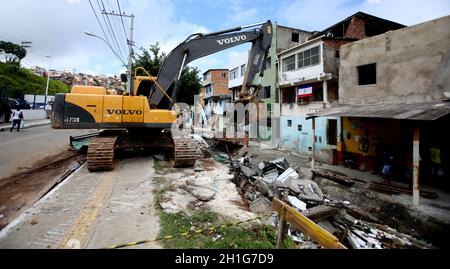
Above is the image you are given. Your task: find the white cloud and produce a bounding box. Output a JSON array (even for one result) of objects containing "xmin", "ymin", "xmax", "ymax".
[
  {"xmin": 276, "ymin": 0, "xmax": 450, "ymax": 31},
  {"xmin": 2, "ymin": 0, "xmax": 449, "ymax": 77},
  {"xmin": 0, "ymin": 0, "xmax": 211, "ymax": 76}
]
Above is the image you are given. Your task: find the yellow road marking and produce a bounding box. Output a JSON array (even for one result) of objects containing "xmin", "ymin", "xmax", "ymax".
[{"xmin": 59, "ymin": 167, "xmax": 119, "ymax": 249}]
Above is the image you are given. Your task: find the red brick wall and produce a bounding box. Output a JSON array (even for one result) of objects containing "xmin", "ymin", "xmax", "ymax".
[
  {"xmin": 345, "ymin": 16, "xmax": 366, "ymax": 40},
  {"xmin": 323, "ymin": 39, "xmax": 352, "ymax": 50},
  {"xmin": 210, "ymin": 70, "xmax": 229, "ymax": 96}
]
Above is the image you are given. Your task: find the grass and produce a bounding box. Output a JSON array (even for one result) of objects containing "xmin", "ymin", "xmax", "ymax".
[
  {"xmin": 155, "ymin": 193, "xmax": 296, "ymax": 249},
  {"xmin": 153, "ymin": 158, "xmax": 164, "ymax": 172},
  {"xmin": 158, "ymin": 210, "xmax": 285, "ymax": 249},
  {"xmin": 152, "ymin": 171, "xmax": 297, "ymax": 249},
  {"xmin": 0, "ymin": 62, "xmax": 70, "ymax": 98}
]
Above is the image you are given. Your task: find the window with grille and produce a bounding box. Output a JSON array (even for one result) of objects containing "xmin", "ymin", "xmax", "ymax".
[
  {"xmin": 229, "ymin": 68, "xmax": 239, "ymax": 80},
  {"xmin": 240, "ymin": 64, "xmax": 246, "ymax": 76},
  {"xmin": 282, "ymin": 55, "xmax": 296, "ymax": 72},
  {"xmin": 297, "ymin": 45, "xmax": 320, "ymax": 69}
]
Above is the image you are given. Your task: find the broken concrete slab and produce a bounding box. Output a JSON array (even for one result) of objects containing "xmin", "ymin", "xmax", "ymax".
[
  {"xmin": 276, "ymin": 168, "xmax": 298, "ymax": 185},
  {"xmin": 254, "ymin": 178, "xmax": 269, "ymax": 196},
  {"xmin": 262, "ymin": 169, "xmax": 278, "ymax": 184},
  {"xmin": 159, "ymin": 189, "xmax": 201, "ymax": 214},
  {"xmin": 185, "ymin": 176, "xmax": 217, "ymax": 201},
  {"xmin": 249, "ymin": 197, "xmax": 272, "ymax": 214},
  {"xmin": 289, "ymin": 180, "xmax": 301, "ymax": 193},
  {"xmin": 288, "ymin": 196, "xmax": 306, "ymax": 211},
  {"xmin": 268, "ymin": 157, "xmax": 290, "ymax": 171},
  {"xmin": 275, "ymin": 176, "xmax": 293, "ymax": 189},
  {"xmin": 239, "ymin": 164, "xmax": 256, "ymax": 178},
  {"xmin": 186, "ymin": 186, "xmax": 216, "ymax": 201},
  {"xmin": 297, "ymin": 179, "xmax": 324, "ymax": 202}
]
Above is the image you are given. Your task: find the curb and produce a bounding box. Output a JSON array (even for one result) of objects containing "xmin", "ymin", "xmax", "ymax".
[{"xmin": 0, "ymin": 121, "xmax": 51, "ymax": 132}]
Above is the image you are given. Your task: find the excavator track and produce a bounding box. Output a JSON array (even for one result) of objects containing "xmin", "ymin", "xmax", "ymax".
[
  {"xmin": 172, "ymin": 135, "xmax": 202, "ymax": 167},
  {"xmin": 87, "ymin": 136, "xmax": 118, "ymax": 172}
]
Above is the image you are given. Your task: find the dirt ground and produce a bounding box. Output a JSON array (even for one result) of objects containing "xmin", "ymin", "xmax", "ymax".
[{"xmin": 0, "ymin": 149, "xmax": 85, "ymax": 229}]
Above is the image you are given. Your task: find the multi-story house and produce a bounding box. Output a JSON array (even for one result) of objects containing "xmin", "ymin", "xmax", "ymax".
[
  {"xmin": 278, "ymin": 12, "xmax": 405, "ymax": 163},
  {"xmin": 311, "ymin": 15, "xmax": 450, "ymax": 206},
  {"xmin": 202, "ymin": 69, "xmax": 231, "ymax": 131},
  {"xmin": 229, "ymin": 24, "xmax": 313, "ymax": 145}
]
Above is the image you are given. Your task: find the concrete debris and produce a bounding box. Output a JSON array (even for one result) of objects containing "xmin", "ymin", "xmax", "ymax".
[
  {"xmin": 287, "ymin": 196, "xmax": 306, "ymax": 211},
  {"xmin": 275, "ymin": 168, "xmax": 298, "ymax": 188},
  {"xmin": 186, "ymin": 186, "xmax": 216, "ymax": 201},
  {"xmin": 191, "ymin": 134, "xmax": 211, "ymax": 158},
  {"xmin": 240, "ymin": 165, "xmax": 256, "ymax": 178},
  {"xmin": 159, "ymin": 189, "xmax": 201, "ymax": 214},
  {"xmin": 185, "ymin": 176, "xmax": 217, "ymax": 201},
  {"xmin": 261, "ymin": 169, "xmax": 278, "ymax": 184},
  {"xmin": 296, "ymin": 179, "xmax": 324, "ymax": 202},
  {"xmin": 249, "ymin": 197, "xmax": 272, "ymax": 214},
  {"xmin": 222, "ymin": 147, "xmax": 435, "ymax": 249}
]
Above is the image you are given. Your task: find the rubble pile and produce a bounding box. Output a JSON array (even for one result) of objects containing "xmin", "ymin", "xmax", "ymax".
[{"xmin": 224, "ymin": 152, "xmax": 434, "ymax": 249}]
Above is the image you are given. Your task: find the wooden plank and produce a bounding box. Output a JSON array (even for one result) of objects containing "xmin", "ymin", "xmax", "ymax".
[
  {"xmin": 312, "ymin": 169, "xmax": 355, "ymax": 187},
  {"xmin": 413, "ymin": 127, "xmax": 420, "ymax": 207},
  {"xmin": 272, "ymin": 198, "xmax": 347, "ymax": 249},
  {"xmin": 276, "ymin": 191, "xmax": 289, "ymax": 249}
]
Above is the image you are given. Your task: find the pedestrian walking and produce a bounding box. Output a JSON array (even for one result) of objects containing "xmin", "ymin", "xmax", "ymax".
[
  {"xmin": 45, "ymin": 102, "xmax": 52, "ymax": 119},
  {"xmin": 10, "ymin": 108, "xmax": 24, "ymax": 132}
]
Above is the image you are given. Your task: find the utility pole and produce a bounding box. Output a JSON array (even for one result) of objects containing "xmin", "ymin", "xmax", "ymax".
[
  {"xmin": 44, "ymin": 56, "xmax": 51, "ymax": 108},
  {"xmin": 102, "ymin": 10, "xmax": 135, "ymax": 95}
]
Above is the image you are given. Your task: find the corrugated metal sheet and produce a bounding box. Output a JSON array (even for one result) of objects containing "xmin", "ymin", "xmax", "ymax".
[{"xmin": 308, "ymin": 102, "xmax": 450, "ymax": 121}]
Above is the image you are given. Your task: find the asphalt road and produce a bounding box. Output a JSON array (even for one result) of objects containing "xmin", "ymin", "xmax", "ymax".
[
  {"xmin": 0, "ymin": 156, "xmax": 161, "ymax": 249},
  {"xmin": 0, "ymin": 125, "xmax": 89, "ymax": 179}
]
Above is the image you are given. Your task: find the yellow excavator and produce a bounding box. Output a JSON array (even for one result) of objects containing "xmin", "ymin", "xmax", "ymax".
[{"xmin": 51, "ymin": 20, "xmax": 272, "ymax": 172}]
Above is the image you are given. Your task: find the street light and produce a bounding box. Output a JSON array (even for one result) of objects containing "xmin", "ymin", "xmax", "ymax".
[
  {"xmin": 84, "ymin": 31, "xmax": 129, "ymax": 93},
  {"xmin": 84, "ymin": 31, "xmax": 126, "ymax": 67},
  {"xmin": 44, "ymin": 55, "xmax": 51, "ymax": 109}
]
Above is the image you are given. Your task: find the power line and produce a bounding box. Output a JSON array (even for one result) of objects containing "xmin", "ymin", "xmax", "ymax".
[
  {"xmin": 97, "ymin": 0, "xmax": 120, "ymax": 57},
  {"xmin": 107, "ymin": 0, "xmax": 128, "ymax": 56},
  {"xmin": 116, "ymin": 0, "xmax": 129, "ymax": 39},
  {"xmin": 89, "ymin": 0, "xmax": 113, "ymax": 51},
  {"xmin": 88, "ymin": 0, "xmax": 126, "ymax": 66},
  {"xmin": 100, "ymin": 0, "xmax": 125, "ymax": 61}
]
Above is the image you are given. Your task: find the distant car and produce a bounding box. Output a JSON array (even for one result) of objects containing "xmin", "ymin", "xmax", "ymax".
[
  {"xmin": 8, "ymin": 98, "xmax": 31, "ymax": 109},
  {"xmin": 17, "ymin": 99, "xmax": 31, "ymax": 109}
]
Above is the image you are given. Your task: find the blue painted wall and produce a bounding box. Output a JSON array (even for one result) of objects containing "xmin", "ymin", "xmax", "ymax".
[{"xmin": 280, "ymin": 115, "xmax": 341, "ymax": 162}]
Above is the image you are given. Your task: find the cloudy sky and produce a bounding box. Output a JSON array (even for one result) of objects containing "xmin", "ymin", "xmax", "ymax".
[{"xmin": 0, "ymin": 0, "xmax": 449, "ymax": 76}]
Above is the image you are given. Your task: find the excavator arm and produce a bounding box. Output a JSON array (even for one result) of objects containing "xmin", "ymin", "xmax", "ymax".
[{"xmin": 149, "ymin": 20, "xmax": 273, "ymax": 109}]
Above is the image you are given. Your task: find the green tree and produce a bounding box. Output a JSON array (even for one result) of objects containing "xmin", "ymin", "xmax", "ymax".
[
  {"xmin": 133, "ymin": 42, "xmax": 201, "ymax": 105},
  {"xmin": 133, "ymin": 42, "xmax": 166, "ymax": 76},
  {"xmin": 0, "ymin": 41, "xmax": 27, "ymax": 64},
  {"xmin": 178, "ymin": 66, "xmax": 201, "ymax": 105}
]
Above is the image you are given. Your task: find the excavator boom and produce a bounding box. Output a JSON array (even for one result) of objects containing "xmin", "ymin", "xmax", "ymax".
[{"xmin": 149, "ymin": 20, "xmax": 272, "ymax": 109}]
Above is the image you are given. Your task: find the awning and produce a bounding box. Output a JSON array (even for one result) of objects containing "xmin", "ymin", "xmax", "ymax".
[{"xmin": 307, "ymin": 102, "xmax": 450, "ymax": 121}]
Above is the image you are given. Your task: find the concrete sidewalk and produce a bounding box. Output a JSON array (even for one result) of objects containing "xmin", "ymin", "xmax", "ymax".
[{"xmin": 0, "ymin": 119, "xmax": 51, "ymax": 131}]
